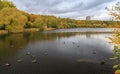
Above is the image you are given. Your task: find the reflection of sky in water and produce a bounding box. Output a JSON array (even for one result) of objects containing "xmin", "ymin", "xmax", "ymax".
[
  {"xmin": 24, "ymin": 33, "xmax": 114, "ymax": 64},
  {"xmin": 0, "ymin": 32, "xmax": 114, "ymax": 74},
  {"xmin": 46, "ymin": 28, "xmax": 117, "ymax": 33},
  {"xmin": 58, "ymin": 33, "xmax": 114, "ymax": 52}
]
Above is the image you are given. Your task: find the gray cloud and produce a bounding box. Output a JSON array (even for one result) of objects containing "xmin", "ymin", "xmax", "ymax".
[{"xmin": 13, "ymin": 0, "xmax": 117, "ymax": 20}]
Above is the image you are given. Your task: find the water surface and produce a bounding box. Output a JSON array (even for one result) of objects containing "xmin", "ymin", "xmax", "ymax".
[{"xmin": 0, "ymin": 28, "xmax": 115, "ymax": 74}]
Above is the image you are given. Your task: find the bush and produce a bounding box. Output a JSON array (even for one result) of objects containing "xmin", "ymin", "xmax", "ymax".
[{"xmin": 0, "ymin": 24, "xmax": 5, "ymax": 30}]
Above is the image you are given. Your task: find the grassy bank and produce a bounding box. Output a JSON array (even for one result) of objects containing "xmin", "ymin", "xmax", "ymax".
[
  {"xmin": 0, "ymin": 27, "xmax": 57, "ymax": 35},
  {"xmin": 44, "ymin": 28, "xmax": 56, "ymax": 31},
  {"xmin": 24, "ymin": 28, "xmax": 40, "ymax": 32},
  {"xmin": 0, "ymin": 30, "xmax": 8, "ymax": 35},
  {"xmin": 0, "ymin": 28, "xmax": 39, "ymax": 35}
]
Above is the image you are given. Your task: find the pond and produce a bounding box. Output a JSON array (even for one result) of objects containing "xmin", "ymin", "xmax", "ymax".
[{"xmin": 0, "ymin": 28, "xmax": 115, "ymax": 74}]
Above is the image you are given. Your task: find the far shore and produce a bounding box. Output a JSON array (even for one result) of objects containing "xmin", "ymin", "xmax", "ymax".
[
  {"xmin": 0, "ymin": 27, "xmax": 119, "ymax": 35},
  {"xmin": 0, "ymin": 28, "xmax": 56, "ymax": 35}
]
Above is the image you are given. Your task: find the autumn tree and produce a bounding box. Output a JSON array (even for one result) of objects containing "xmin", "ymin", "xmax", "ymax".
[
  {"xmin": 0, "ymin": 0, "xmax": 15, "ymax": 10},
  {"xmin": 107, "ymin": 2, "xmax": 120, "ymax": 20},
  {"xmin": 0, "ymin": 8, "xmax": 28, "ymax": 32},
  {"xmin": 34, "ymin": 17, "xmax": 44, "ymax": 30},
  {"xmin": 47, "ymin": 16, "xmax": 57, "ymax": 28},
  {"xmin": 106, "ymin": 2, "xmax": 120, "ymax": 74}
]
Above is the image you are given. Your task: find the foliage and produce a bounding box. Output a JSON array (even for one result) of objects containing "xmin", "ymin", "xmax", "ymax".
[
  {"xmin": 109, "ymin": 30, "xmax": 120, "ymax": 73},
  {"xmin": 24, "ymin": 22, "xmax": 32, "ymax": 28},
  {"xmin": 106, "ymin": 2, "xmax": 120, "ymax": 73},
  {"xmin": 0, "ymin": 0, "xmax": 120, "ymax": 33},
  {"xmin": 0, "ymin": 0, "xmax": 15, "ymax": 10},
  {"xmin": 107, "ymin": 2, "xmax": 120, "ymax": 20},
  {"xmin": 34, "ymin": 17, "xmax": 44, "ymax": 31},
  {"xmin": 0, "ymin": 7, "xmax": 27, "ymax": 32},
  {"xmin": 0, "ymin": 24, "xmax": 5, "ymax": 30},
  {"xmin": 115, "ymin": 69, "xmax": 120, "ymax": 74},
  {"xmin": 47, "ymin": 16, "xmax": 57, "ymax": 28}
]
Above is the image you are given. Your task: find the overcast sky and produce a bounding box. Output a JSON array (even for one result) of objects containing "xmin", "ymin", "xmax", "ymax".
[{"xmin": 12, "ymin": 0, "xmax": 118, "ymax": 20}]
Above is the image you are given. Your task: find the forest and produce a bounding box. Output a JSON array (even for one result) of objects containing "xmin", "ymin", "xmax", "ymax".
[{"xmin": 0, "ymin": 0, "xmax": 120, "ymax": 33}]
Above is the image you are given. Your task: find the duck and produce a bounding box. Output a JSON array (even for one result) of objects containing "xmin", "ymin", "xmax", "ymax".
[
  {"xmin": 32, "ymin": 59, "xmax": 37, "ymax": 63},
  {"xmin": 17, "ymin": 59, "xmax": 23, "ymax": 63},
  {"xmin": 4, "ymin": 63, "xmax": 10, "ymax": 67},
  {"xmin": 26, "ymin": 52, "xmax": 31, "ymax": 55},
  {"xmin": 100, "ymin": 61, "xmax": 106, "ymax": 65}
]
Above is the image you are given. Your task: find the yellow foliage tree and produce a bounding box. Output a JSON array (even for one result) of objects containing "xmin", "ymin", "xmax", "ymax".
[
  {"xmin": 0, "ymin": 8, "xmax": 27, "ymax": 32},
  {"xmin": 107, "ymin": 2, "xmax": 120, "ymax": 20}
]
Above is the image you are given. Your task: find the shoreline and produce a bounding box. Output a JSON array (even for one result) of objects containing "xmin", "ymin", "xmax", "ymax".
[
  {"xmin": 0, "ymin": 27, "xmax": 118, "ymax": 35},
  {"xmin": 0, "ymin": 28, "xmax": 56, "ymax": 35},
  {"xmin": 0, "ymin": 30, "xmax": 9, "ymax": 35}
]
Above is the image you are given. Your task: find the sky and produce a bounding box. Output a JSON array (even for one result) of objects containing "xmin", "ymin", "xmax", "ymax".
[{"xmin": 12, "ymin": 0, "xmax": 118, "ymax": 20}]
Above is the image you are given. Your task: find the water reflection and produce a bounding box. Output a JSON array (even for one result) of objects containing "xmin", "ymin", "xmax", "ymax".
[
  {"xmin": 0, "ymin": 32, "xmax": 79, "ymax": 58},
  {"xmin": 0, "ymin": 32, "xmax": 114, "ymax": 74}
]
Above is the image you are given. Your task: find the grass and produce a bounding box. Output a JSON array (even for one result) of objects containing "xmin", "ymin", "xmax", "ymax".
[
  {"xmin": 24, "ymin": 28, "xmax": 40, "ymax": 32},
  {"xmin": 0, "ymin": 30, "xmax": 8, "ymax": 35},
  {"xmin": 44, "ymin": 28, "xmax": 56, "ymax": 31}
]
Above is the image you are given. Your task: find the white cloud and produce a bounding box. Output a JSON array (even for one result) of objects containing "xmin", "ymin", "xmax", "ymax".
[{"xmin": 13, "ymin": 0, "xmax": 118, "ymax": 20}]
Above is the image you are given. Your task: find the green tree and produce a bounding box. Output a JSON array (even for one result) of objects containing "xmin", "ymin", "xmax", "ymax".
[
  {"xmin": 47, "ymin": 17, "xmax": 57, "ymax": 28},
  {"xmin": 34, "ymin": 17, "xmax": 44, "ymax": 30}
]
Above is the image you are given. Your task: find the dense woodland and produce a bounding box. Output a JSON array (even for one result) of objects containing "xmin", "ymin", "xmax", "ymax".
[{"xmin": 0, "ymin": 0, "xmax": 120, "ymax": 33}]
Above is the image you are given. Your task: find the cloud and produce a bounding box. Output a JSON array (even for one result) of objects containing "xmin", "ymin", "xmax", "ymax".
[{"xmin": 13, "ymin": 0, "xmax": 118, "ymax": 20}]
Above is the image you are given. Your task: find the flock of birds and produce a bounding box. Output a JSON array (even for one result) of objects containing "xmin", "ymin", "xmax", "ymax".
[
  {"xmin": 3, "ymin": 52, "xmax": 37, "ymax": 67},
  {"xmin": 3, "ymin": 41, "xmax": 106, "ymax": 67},
  {"xmin": 3, "ymin": 50, "xmax": 48, "ymax": 67},
  {"xmin": 64, "ymin": 41, "xmax": 106, "ymax": 65}
]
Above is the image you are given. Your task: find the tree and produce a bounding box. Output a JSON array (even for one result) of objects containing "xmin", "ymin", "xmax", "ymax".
[
  {"xmin": 47, "ymin": 16, "xmax": 57, "ymax": 28},
  {"xmin": 0, "ymin": 8, "xmax": 28, "ymax": 32},
  {"xmin": 107, "ymin": 2, "xmax": 120, "ymax": 20},
  {"xmin": 107, "ymin": 2, "xmax": 120, "ymax": 74},
  {"xmin": 29, "ymin": 14, "xmax": 37, "ymax": 23},
  {"xmin": 34, "ymin": 17, "xmax": 44, "ymax": 30},
  {"xmin": 0, "ymin": 0, "xmax": 15, "ymax": 10}
]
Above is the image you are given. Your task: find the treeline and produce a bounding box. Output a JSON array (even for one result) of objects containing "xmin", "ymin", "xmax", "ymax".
[{"xmin": 0, "ymin": 0, "xmax": 120, "ymax": 33}]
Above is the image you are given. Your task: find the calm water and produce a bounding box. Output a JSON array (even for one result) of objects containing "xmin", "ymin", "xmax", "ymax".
[
  {"xmin": 0, "ymin": 28, "xmax": 115, "ymax": 74},
  {"xmin": 44, "ymin": 28, "xmax": 117, "ymax": 33}
]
